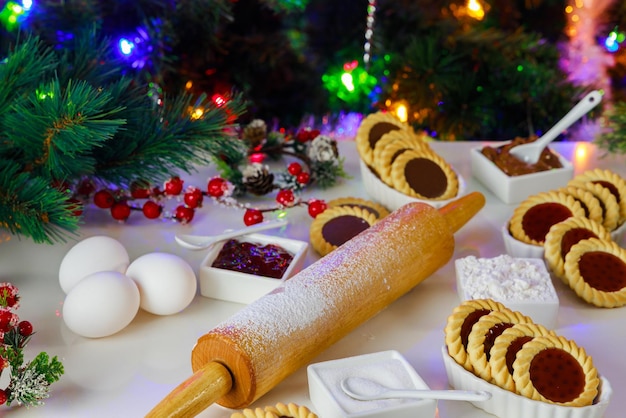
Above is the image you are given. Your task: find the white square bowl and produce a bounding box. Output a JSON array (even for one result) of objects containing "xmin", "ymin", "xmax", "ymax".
[
  {"xmin": 199, "ymin": 233, "xmax": 308, "ymax": 304},
  {"xmin": 441, "ymin": 346, "xmax": 612, "ymax": 418},
  {"xmin": 359, "ymin": 159, "xmax": 466, "ymax": 211},
  {"xmin": 455, "ymin": 255, "xmax": 559, "ymax": 328},
  {"xmin": 471, "ymin": 146, "xmax": 574, "ymax": 205},
  {"xmin": 307, "ymin": 350, "xmax": 437, "ymax": 418}
]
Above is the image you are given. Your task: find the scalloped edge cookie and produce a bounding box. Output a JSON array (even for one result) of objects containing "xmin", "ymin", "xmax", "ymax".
[
  {"xmin": 390, "ymin": 149, "xmax": 459, "ymax": 200},
  {"xmin": 373, "ymin": 130, "xmax": 431, "ymax": 185},
  {"xmin": 559, "ymin": 185, "xmax": 604, "ymax": 225},
  {"xmin": 309, "ymin": 206, "xmax": 378, "ymax": 256},
  {"xmin": 509, "ymin": 191, "xmax": 585, "ymax": 245},
  {"xmin": 444, "ymin": 299, "xmax": 509, "ymax": 373},
  {"xmin": 567, "ymin": 180, "xmax": 620, "ymax": 231},
  {"xmin": 512, "ymin": 334, "xmax": 599, "ymax": 407},
  {"xmin": 563, "ymin": 237, "xmax": 626, "ymax": 307},
  {"xmin": 571, "ymin": 168, "xmax": 626, "ymax": 224},
  {"xmin": 356, "ymin": 111, "xmax": 410, "ymax": 167},
  {"xmin": 327, "ymin": 196, "xmax": 390, "ymax": 219},
  {"xmin": 265, "ymin": 402, "xmax": 318, "ymax": 418},
  {"xmin": 230, "ymin": 408, "xmax": 279, "ymax": 418},
  {"xmin": 544, "ymin": 216, "xmax": 612, "ymax": 281},
  {"xmin": 466, "ymin": 309, "xmax": 533, "ymax": 382}
]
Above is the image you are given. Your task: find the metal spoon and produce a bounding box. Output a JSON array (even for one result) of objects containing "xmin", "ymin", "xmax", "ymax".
[
  {"xmin": 340, "ymin": 377, "xmax": 491, "ymax": 402},
  {"xmin": 175, "ymin": 219, "xmax": 288, "ymax": 250},
  {"xmin": 509, "ymin": 90, "xmax": 602, "ymax": 164}
]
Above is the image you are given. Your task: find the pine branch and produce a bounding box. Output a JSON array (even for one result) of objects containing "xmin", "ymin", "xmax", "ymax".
[{"xmin": 597, "ymin": 101, "xmax": 626, "ymax": 154}]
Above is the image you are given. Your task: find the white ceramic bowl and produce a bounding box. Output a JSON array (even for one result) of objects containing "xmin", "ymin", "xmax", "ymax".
[
  {"xmin": 199, "ymin": 233, "xmax": 308, "ymax": 304},
  {"xmin": 502, "ymin": 225, "xmax": 545, "ymax": 259},
  {"xmin": 471, "ymin": 146, "xmax": 574, "ymax": 205},
  {"xmin": 307, "ymin": 350, "xmax": 437, "ymax": 418},
  {"xmin": 441, "ymin": 346, "xmax": 612, "ymax": 418},
  {"xmin": 455, "ymin": 255, "xmax": 559, "ymax": 328},
  {"xmin": 359, "ymin": 159, "xmax": 466, "ymax": 211}
]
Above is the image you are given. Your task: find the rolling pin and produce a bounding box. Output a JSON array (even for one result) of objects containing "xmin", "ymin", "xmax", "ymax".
[{"xmin": 147, "ymin": 191, "xmax": 485, "ymax": 417}]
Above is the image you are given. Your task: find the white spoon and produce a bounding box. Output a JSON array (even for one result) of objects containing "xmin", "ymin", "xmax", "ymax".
[
  {"xmin": 340, "ymin": 377, "xmax": 491, "ymax": 402},
  {"xmin": 509, "ymin": 90, "xmax": 602, "ymax": 164},
  {"xmin": 175, "ymin": 219, "xmax": 288, "ymax": 250}
]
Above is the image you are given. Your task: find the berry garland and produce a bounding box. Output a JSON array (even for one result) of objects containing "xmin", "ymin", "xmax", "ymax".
[
  {"xmin": 0, "ymin": 283, "xmax": 64, "ymax": 407},
  {"xmin": 68, "ymin": 120, "xmax": 346, "ymax": 225}
]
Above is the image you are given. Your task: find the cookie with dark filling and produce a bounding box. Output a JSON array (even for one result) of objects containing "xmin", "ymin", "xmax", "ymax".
[
  {"xmin": 327, "ymin": 197, "xmax": 390, "ymax": 220},
  {"xmin": 355, "ymin": 111, "xmax": 410, "ymax": 168},
  {"xmin": 570, "ymin": 168, "xmax": 626, "ymax": 224},
  {"xmin": 309, "ymin": 206, "xmax": 378, "ymax": 256},
  {"xmin": 372, "ymin": 129, "xmax": 431, "ymax": 185},
  {"xmin": 567, "ymin": 180, "xmax": 621, "ymax": 232},
  {"xmin": 390, "ymin": 149, "xmax": 459, "ymax": 200}
]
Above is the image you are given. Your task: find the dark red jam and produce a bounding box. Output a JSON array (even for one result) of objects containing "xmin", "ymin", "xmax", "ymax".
[{"xmin": 211, "ymin": 239, "xmax": 294, "ymax": 279}]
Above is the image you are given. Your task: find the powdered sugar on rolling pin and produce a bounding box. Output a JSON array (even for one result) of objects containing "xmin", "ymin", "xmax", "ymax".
[{"xmin": 455, "ymin": 255, "xmax": 557, "ymax": 301}]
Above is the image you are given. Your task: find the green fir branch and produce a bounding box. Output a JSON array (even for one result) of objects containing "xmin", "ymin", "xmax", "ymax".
[{"xmin": 597, "ymin": 102, "xmax": 626, "ymax": 154}]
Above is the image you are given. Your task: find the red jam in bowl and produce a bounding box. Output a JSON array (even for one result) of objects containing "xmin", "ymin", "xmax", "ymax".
[{"xmin": 211, "ymin": 239, "xmax": 294, "ymax": 279}]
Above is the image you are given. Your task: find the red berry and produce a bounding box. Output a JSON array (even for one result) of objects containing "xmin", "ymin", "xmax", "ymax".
[
  {"xmin": 296, "ymin": 172, "xmax": 310, "ymax": 185},
  {"xmin": 174, "ymin": 205, "xmax": 195, "ymax": 223},
  {"xmin": 76, "ymin": 179, "xmax": 96, "ymax": 196},
  {"xmin": 0, "ymin": 388, "xmax": 7, "ymax": 405},
  {"xmin": 94, "ymin": 190, "xmax": 114, "ymax": 209},
  {"xmin": 164, "ymin": 177, "xmax": 184, "ymax": 196},
  {"xmin": 184, "ymin": 187, "xmax": 204, "ymax": 208},
  {"xmin": 287, "ymin": 162, "xmax": 302, "ymax": 176},
  {"xmin": 142, "ymin": 201, "xmax": 162, "ymax": 219},
  {"xmin": 18, "ymin": 320, "xmax": 33, "ymax": 336},
  {"xmin": 0, "ymin": 310, "xmax": 15, "ymax": 332},
  {"xmin": 207, "ymin": 177, "xmax": 227, "ymax": 197},
  {"xmin": 308, "ymin": 199, "xmax": 328, "ymax": 218},
  {"xmin": 130, "ymin": 180, "xmax": 151, "ymax": 199},
  {"xmin": 276, "ymin": 189, "xmax": 295, "ymax": 207},
  {"xmin": 111, "ymin": 201, "xmax": 131, "ymax": 221},
  {"xmin": 243, "ymin": 209, "xmax": 264, "ymax": 226}
]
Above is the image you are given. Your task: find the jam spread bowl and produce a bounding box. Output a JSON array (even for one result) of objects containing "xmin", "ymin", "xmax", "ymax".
[
  {"xmin": 307, "ymin": 350, "xmax": 437, "ymax": 418},
  {"xmin": 199, "ymin": 233, "xmax": 308, "ymax": 304},
  {"xmin": 359, "ymin": 159, "xmax": 467, "ymax": 211},
  {"xmin": 471, "ymin": 144, "xmax": 574, "ymax": 205},
  {"xmin": 441, "ymin": 346, "xmax": 612, "ymax": 418}
]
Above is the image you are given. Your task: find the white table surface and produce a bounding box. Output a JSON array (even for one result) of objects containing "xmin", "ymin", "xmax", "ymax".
[{"xmin": 1, "ymin": 139, "xmax": 624, "ymax": 417}]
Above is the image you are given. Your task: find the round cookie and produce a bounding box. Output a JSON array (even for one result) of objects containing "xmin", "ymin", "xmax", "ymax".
[
  {"xmin": 309, "ymin": 206, "xmax": 378, "ymax": 256},
  {"xmin": 356, "ymin": 111, "xmax": 410, "ymax": 167},
  {"xmin": 489, "ymin": 322, "xmax": 556, "ymax": 392},
  {"xmin": 466, "ymin": 309, "xmax": 532, "ymax": 382},
  {"xmin": 509, "ymin": 191, "xmax": 585, "ymax": 245},
  {"xmin": 512, "ymin": 334, "xmax": 599, "ymax": 407},
  {"xmin": 563, "ymin": 237, "xmax": 626, "ymax": 307},
  {"xmin": 265, "ymin": 402, "xmax": 318, "ymax": 418},
  {"xmin": 567, "ymin": 180, "xmax": 620, "ymax": 232},
  {"xmin": 570, "ymin": 168, "xmax": 626, "ymax": 223},
  {"xmin": 390, "ymin": 149, "xmax": 458, "ymax": 200},
  {"xmin": 444, "ymin": 298, "xmax": 509, "ymax": 373},
  {"xmin": 558, "ymin": 185, "xmax": 603, "ymax": 226},
  {"xmin": 231, "ymin": 408, "xmax": 277, "ymax": 418},
  {"xmin": 544, "ymin": 216, "xmax": 612, "ymax": 281},
  {"xmin": 327, "ymin": 197, "xmax": 390, "ymax": 220},
  {"xmin": 372, "ymin": 129, "xmax": 431, "ymax": 185}
]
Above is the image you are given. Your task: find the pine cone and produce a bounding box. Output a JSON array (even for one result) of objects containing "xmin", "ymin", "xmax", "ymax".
[
  {"xmin": 243, "ymin": 119, "xmax": 267, "ymax": 148},
  {"xmin": 242, "ymin": 163, "xmax": 275, "ymax": 195}
]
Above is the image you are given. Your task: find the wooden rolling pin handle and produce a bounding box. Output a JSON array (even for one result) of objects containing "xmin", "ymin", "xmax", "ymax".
[
  {"xmin": 145, "ymin": 361, "xmax": 232, "ymax": 418},
  {"xmin": 440, "ymin": 191, "xmax": 486, "ymax": 234}
]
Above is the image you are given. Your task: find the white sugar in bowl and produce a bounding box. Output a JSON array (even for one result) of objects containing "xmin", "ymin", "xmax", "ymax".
[
  {"xmin": 125, "ymin": 252, "xmax": 197, "ymax": 316},
  {"xmin": 59, "ymin": 235, "xmax": 130, "ymax": 294}
]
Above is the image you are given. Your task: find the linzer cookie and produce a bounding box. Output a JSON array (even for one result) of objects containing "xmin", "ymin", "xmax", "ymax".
[
  {"xmin": 567, "ymin": 180, "xmax": 620, "ymax": 232},
  {"xmin": 570, "ymin": 168, "xmax": 626, "ymax": 224},
  {"xmin": 230, "ymin": 408, "xmax": 277, "ymax": 418},
  {"xmin": 444, "ymin": 298, "xmax": 508, "ymax": 373},
  {"xmin": 356, "ymin": 111, "xmax": 410, "ymax": 167},
  {"xmin": 265, "ymin": 402, "xmax": 318, "ymax": 418},
  {"xmin": 327, "ymin": 197, "xmax": 389, "ymax": 220},
  {"xmin": 509, "ymin": 191, "xmax": 585, "ymax": 245},
  {"xmin": 558, "ymin": 185, "xmax": 603, "ymax": 226},
  {"xmin": 391, "ymin": 149, "xmax": 459, "ymax": 200},
  {"xmin": 373, "ymin": 129, "xmax": 431, "ymax": 185},
  {"xmin": 309, "ymin": 206, "xmax": 378, "ymax": 256},
  {"xmin": 563, "ymin": 237, "xmax": 626, "ymax": 307},
  {"xmin": 512, "ymin": 334, "xmax": 599, "ymax": 407},
  {"xmin": 489, "ymin": 322, "xmax": 556, "ymax": 392},
  {"xmin": 544, "ymin": 217, "xmax": 612, "ymax": 281},
  {"xmin": 466, "ymin": 309, "xmax": 532, "ymax": 382}
]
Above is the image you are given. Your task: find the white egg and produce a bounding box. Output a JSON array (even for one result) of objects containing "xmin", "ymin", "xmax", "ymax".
[
  {"xmin": 59, "ymin": 235, "xmax": 130, "ymax": 294},
  {"xmin": 126, "ymin": 252, "xmax": 197, "ymax": 316},
  {"xmin": 63, "ymin": 271, "xmax": 140, "ymax": 338}
]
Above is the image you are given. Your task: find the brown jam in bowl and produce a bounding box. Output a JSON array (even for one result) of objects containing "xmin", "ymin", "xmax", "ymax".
[{"xmin": 481, "ymin": 136, "xmax": 563, "ymax": 176}]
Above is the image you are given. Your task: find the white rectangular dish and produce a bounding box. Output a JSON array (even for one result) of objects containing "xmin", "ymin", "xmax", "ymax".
[
  {"xmin": 199, "ymin": 233, "xmax": 308, "ymax": 304},
  {"xmin": 471, "ymin": 146, "xmax": 574, "ymax": 204},
  {"xmin": 307, "ymin": 350, "xmax": 437, "ymax": 418}
]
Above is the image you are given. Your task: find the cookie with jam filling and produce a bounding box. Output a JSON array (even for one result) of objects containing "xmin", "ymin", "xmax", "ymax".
[
  {"xmin": 327, "ymin": 197, "xmax": 390, "ymax": 220},
  {"xmin": 570, "ymin": 168, "xmax": 626, "ymax": 224},
  {"xmin": 563, "ymin": 237, "xmax": 626, "ymax": 307},
  {"xmin": 356, "ymin": 111, "xmax": 411, "ymax": 168},
  {"xmin": 444, "ymin": 299, "xmax": 509, "ymax": 373},
  {"xmin": 512, "ymin": 334, "xmax": 599, "ymax": 407},
  {"xmin": 489, "ymin": 322, "xmax": 556, "ymax": 392},
  {"xmin": 230, "ymin": 408, "xmax": 277, "ymax": 418},
  {"xmin": 544, "ymin": 217, "xmax": 612, "ymax": 282},
  {"xmin": 509, "ymin": 191, "xmax": 585, "ymax": 246},
  {"xmin": 309, "ymin": 206, "xmax": 378, "ymax": 256},
  {"xmin": 559, "ymin": 185, "xmax": 603, "ymax": 226},
  {"xmin": 390, "ymin": 149, "xmax": 459, "ymax": 201},
  {"xmin": 372, "ymin": 129, "xmax": 431, "ymax": 185},
  {"xmin": 567, "ymin": 180, "xmax": 620, "ymax": 232},
  {"xmin": 466, "ymin": 309, "xmax": 533, "ymax": 382},
  {"xmin": 264, "ymin": 402, "xmax": 318, "ymax": 418}
]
